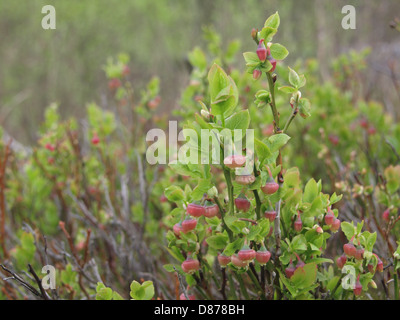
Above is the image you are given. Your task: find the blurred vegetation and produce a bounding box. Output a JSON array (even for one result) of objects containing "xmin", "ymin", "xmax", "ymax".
[
  {"xmin": 0, "ymin": 6, "xmax": 399, "ymax": 300},
  {"xmin": 1, "ymin": 0, "xmax": 399, "ymax": 143}
]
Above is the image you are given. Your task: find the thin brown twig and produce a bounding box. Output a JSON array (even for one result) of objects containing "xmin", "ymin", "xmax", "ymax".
[
  {"xmin": 82, "ymin": 229, "xmax": 92, "ymax": 266},
  {"xmin": 173, "ymin": 266, "xmax": 189, "ymax": 300},
  {"xmin": 238, "ymin": 218, "xmax": 258, "ymax": 225},
  {"xmin": 219, "ymin": 267, "xmax": 227, "ymax": 300},
  {"xmin": 1, "ymin": 264, "xmax": 41, "ymax": 298},
  {"xmin": 59, "ymin": 221, "xmax": 80, "ymax": 264},
  {"xmin": 266, "ymin": 71, "xmax": 283, "ymax": 300},
  {"xmin": 384, "ymin": 137, "xmax": 400, "ymax": 163},
  {"xmin": 27, "ymin": 264, "xmax": 50, "ymax": 300}
]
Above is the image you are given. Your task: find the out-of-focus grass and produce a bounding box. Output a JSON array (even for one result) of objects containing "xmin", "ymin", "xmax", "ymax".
[{"xmin": 0, "ymin": 0, "xmax": 398, "ymax": 143}]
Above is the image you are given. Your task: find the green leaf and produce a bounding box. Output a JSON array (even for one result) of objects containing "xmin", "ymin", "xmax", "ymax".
[
  {"xmin": 163, "ymin": 264, "xmax": 175, "ymax": 273},
  {"xmin": 264, "ymin": 12, "xmax": 280, "ymax": 29},
  {"xmin": 341, "ymin": 221, "xmax": 355, "ymax": 241},
  {"xmin": 384, "ymin": 165, "xmax": 400, "ymax": 194},
  {"xmin": 259, "ymin": 27, "xmax": 277, "ymax": 43},
  {"xmin": 20, "ymin": 232, "xmax": 36, "ymax": 252},
  {"xmin": 186, "ymin": 274, "xmax": 196, "ymax": 286},
  {"xmin": 164, "ymin": 185, "xmax": 185, "ymax": 202},
  {"xmin": 208, "ymin": 64, "xmax": 238, "ymax": 117},
  {"xmin": 195, "ymin": 113, "xmax": 213, "ymax": 130},
  {"xmin": 60, "ymin": 264, "xmax": 77, "ymax": 285},
  {"xmin": 267, "ymin": 134, "xmax": 291, "ymax": 153},
  {"xmin": 205, "ymin": 216, "xmax": 221, "ymax": 226},
  {"xmin": 208, "ymin": 64, "xmax": 228, "ymax": 99},
  {"xmin": 243, "ymin": 52, "xmax": 261, "ymax": 74},
  {"xmin": 96, "ymin": 287, "xmax": 113, "ymax": 300},
  {"xmin": 141, "ymin": 281, "xmax": 155, "ymax": 300},
  {"xmin": 308, "ymin": 258, "xmax": 334, "ymax": 265},
  {"xmin": 243, "ymin": 52, "xmax": 259, "ymax": 65},
  {"xmin": 291, "ymin": 263, "xmax": 318, "ymax": 289},
  {"xmin": 112, "ymin": 291, "xmax": 124, "ymax": 300},
  {"xmin": 247, "ymin": 224, "xmax": 261, "ymax": 241},
  {"xmin": 255, "ymin": 138, "xmax": 272, "ymax": 165},
  {"xmin": 291, "ymin": 235, "xmax": 308, "ymax": 252},
  {"xmin": 302, "ymin": 195, "xmax": 322, "ymax": 218},
  {"xmin": 357, "ymin": 221, "xmax": 364, "ymax": 234},
  {"xmin": 206, "ymin": 234, "xmax": 228, "ymax": 250},
  {"xmin": 258, "ymin": 219, "xmax": 270, "ymax": 238},
  {"xmin": 278, "ymin": 86, "xmax": 297, "ymax": 94},
  {"xmin": 284, "ymin": 167, "xmax": 300, "ymax": 188},
  {"xmin": 288, "ymin": 67, "xmax": 300, "ymax": 88},
  {"xmin": 270, "ymin": 43, "xmax": 288, "ymax": 60},
  {"xmin": 96, "ymin": 282, "xmax": 105, "ymax": 291},
  {"xmin": 130, "ymin": 281, "xmax": 144, "ymax": 300},
  {"xmin": 298, "ymin": 98, "xmax": 311, "ymax": 119},
  {"xmin": 329, "ymin": 192, "xmax": 343, "ymax": 206},
  {"xmin": 13, "ymin": 232, "xmax": 36, "ymax": 269},
  {"xmin": 225, "ymin": 216, "xmax": 246, "ymax": 234},
  {"xmin": 298, "ymin": 74, "xmax": 306, "ymax": 88},
  {"xmin": 214, "ymin": 85, "xmax": 232, "ymax": 103},
  {"xmin": 96, "ymin": 283, "xmax": 113, "ymax": 300},
  {"xmin": 260, "ymin": 59, "xmax": 273, "ymax": 73},
  {"xmin": 278, "ymin": 270, "xmax": 297, "ymax": 296},
  {"xmin": 225, "ymin": 110, "xmax": 250, "ymax": 131},
  {"xmin": 303, "ymin": 179, "xmax": 318, "ymax": 203},
  {"xmin": 223, "ymin": 238, "xmax": 244, "ymax": 256},
  {"xmin": 192, "ymin": 179, "xmax": 213, "ymax": 201},
  {"xmin": 130, "ymin": 280, "xmax": 154, "ymax": 300},
  {"xmin": 165, "ymin": 246, "xmax": 185, "ymax": 262},
  {"xmin": 366, "ymin": 232, "xmax": 377, "ymax": 252},
  {"xmin": 169, "ymin": 162, "xmax": 203, "ymax": 179}
]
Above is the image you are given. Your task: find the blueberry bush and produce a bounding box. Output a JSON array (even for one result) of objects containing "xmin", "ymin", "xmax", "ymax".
[{"xmin": 0, "ymin": 12, "xmax": 399, "ymax": 300}]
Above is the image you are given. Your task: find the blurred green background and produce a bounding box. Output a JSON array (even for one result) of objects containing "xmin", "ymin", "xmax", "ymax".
[{"xmin": 1, "ymin": 0, "xmax": 399, "ymax": 143}]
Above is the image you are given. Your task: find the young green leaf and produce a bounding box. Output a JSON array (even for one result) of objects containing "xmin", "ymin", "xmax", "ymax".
[
  {"xmin": 341, "ymin": 221, "xmax": 355, "ymax": 241},
  {"xmin": 208, "ymin": 64, "xmax": 238, "ymax": 117},
  {"xmin": 254, "ymin": 138, "xmax": 272, "ymax": 165},
  {"xmin": 278, "ymin": 86, "xmax": 297, "ymax": 94},
  {"xmin": 130, "ymin": 280, "xmax": 154, "ymax": 300},
  {"xmin": 192, "ymin": 179, "xmax": 213, "ymax": 201},
  {"xmin": 298, "ymin": 74, "xmax": 306, "ymax": 88},
  {"xmin": 225, "ymin": 110, "xmax": 250, "ymax": 132},
  {"xmin": 291, "ymin": 263, "xmax": 318, "ymax": 289},
  {"xmin": 291, "ymin": 234, "xmax": 308, "ymax": 252},
  {"xmin": 288, "ymin": 67, "xmax": 301, "ymax": 88},
  {"xmin": 164, "ymin": 185, "xmax": 185, "ymax": 202},
  {"xmin": 223, "ymin": 238, "xmax": 245, "ymax": 256},
  {"xmin": 303, "ymin": 178, "xmax": 318, "ymax": 203},
  {"xmin": 259, "ymin": 27, "xmax": 277, "ymax": 43},
  {"xmin": 264, "ymin": 12, "xmax": 280, "ymax": 29},
  {"xmin": 270, "ymin": 43, "xmax": 289, "ymax": 60},
  {"xmin": 243, "ymin": 52, "xmax": 259, "ymax": 65},
  {"xmin": 267, "ymin": 133, "xmax": 291, "ymax": 153},
  {"xmin": 163, "ymin": 264, "xmax": 176, "ymax": 273},
  {"xmin": 298, "ymin": 98, "xmax": 311, "ymax": 119},
  {"xmin": 206, "ymin": 234, "xmax": 228, "ymax": 250},
  {"xmin": 96, "ymin": 284, "xmax": 113, "ymax": 300}
]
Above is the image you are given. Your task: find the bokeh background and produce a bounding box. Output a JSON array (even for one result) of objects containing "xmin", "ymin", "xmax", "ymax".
[{"xmin": 0, "ymin": 0, "xmax": 399, "ymax": 143}]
